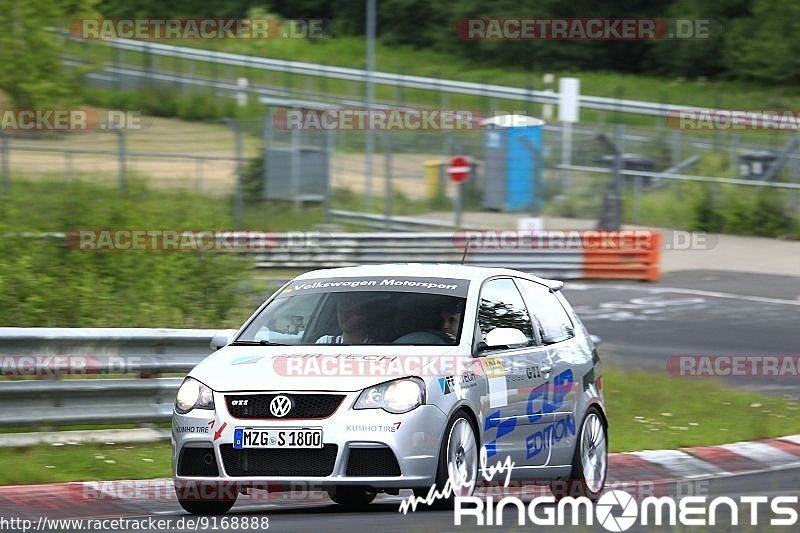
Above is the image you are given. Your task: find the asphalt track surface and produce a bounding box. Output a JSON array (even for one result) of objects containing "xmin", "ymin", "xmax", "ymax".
[
  {"xmin": 21, "ymin": 466, "xmax": 800, "ymax": 532},
  {"xmin": 8, "ymin": 269, "xmax": 800, "ymax": 532},
  {"xmin": 565, "ymin": 270, "xmax": 800, "ymax": 395}
]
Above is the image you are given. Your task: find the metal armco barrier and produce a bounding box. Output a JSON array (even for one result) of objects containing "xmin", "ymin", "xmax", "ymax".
[
  {"xmin": 253, "ymin": 231, "xmax": 662, "ymax": 281},
  {"xmin": 331, "ymin": 209, "xmax": 476, "ymax": 231},
  {"xmin": 81, "ymin": 37, "xmax": 715, "ymax": 119},
  {"xmin": 0, "ymin": 328, "xmax": 235, "ymax": 428}
]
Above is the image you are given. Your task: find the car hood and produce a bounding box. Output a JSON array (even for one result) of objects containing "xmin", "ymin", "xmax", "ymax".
[{"xmin": 189, "ymin": 344, "xmax": 466, "ymax": 392}]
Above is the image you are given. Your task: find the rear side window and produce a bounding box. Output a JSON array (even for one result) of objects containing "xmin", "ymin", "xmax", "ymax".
[
  {"xmin": 517, "ymin": 279, "xmax": 574, "ymax": 344},
  {"xmin": 477, "ymin": 278, "xmax": 535, "ymax": 344}
]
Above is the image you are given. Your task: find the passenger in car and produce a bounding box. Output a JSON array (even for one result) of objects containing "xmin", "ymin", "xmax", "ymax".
[{"xmin": 316, "ymin": 292, "xmax": 392, "ymax": 344}]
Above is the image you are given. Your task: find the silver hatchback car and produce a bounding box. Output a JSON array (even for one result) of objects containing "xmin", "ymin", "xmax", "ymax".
[{"xmin": 172, "ymin": 264, "xmax": 607, "ymax": 514}]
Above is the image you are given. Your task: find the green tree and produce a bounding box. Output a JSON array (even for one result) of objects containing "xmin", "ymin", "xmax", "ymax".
[
  {"xmin": 0, "ymin": 0, "xmax": 97, "ymax": 108},
  {"xmin": 724, "ymin": 0, "xmax": 800, "ymax": 83},
  {"xmin": 648, "ymin": 0, "xmax": 751, "ymax": 78}
]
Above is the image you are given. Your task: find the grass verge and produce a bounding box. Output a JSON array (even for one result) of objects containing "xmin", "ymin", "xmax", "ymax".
[
  {"xmin": 604, "ymin": 366, "xmax": 800, "ymax": 452},
  {"xmin": 2, "ymin": 366, "xmax": 798, "ymax": 484},
  {"xmin": 0, "ymin": 442, "xmax": 170, "ymax": 485}
]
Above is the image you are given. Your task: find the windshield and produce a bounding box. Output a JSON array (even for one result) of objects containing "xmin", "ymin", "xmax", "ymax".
[{"xmin": 236, "ymin": 276, "xmax": 470, "ymax": 346}]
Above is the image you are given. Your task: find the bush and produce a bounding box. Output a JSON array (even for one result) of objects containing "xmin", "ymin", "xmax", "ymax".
[
  {"xmin": 692, "ymin": 185, "xmax": 724, "ymax": 232},
  {"xmin": 242, "ymin": 155, "xmax": 265, "ymax": 200},
  {"xmin": 0, "ymin": 179, "xmax": 251, "ymax": 327}
]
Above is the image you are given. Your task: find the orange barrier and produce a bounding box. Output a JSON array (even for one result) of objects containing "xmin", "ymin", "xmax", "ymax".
[{"xmin": 582, "ymin": 230, "xmax": 662, "ymax": 281}]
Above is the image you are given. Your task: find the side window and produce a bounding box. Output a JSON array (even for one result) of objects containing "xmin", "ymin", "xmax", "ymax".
[
  {"xmin": 477, "ymin": 278, "xmax": 535, "ymax": 344},
  {"xmin": 517, "ymin": 279, "xmax": 575, "ymax": 344}
]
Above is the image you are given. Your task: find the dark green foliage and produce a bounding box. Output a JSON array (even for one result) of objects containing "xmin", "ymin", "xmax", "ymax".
[{"xmin": 0, "ymin": 179, "xmax": 251, "ymax": 327}]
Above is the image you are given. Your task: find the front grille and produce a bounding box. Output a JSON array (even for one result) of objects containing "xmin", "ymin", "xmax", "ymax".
[
  {"xmin": 219, "ymin": 444, "xmax": 338, "ymax": 477},
  {"xmin": 225, "ymin": 393, "xmax": 344, "ymax": 419},
  {"xmin": 346, "ymin": 447, "xmax": 401, "ymax": 477},
  {"xmin": 178, "ymin": 446, "xmax": 219, "ymax": 477}
]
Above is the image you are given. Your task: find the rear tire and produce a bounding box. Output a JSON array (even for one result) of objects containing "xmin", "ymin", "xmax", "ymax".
[
  {"xmin": 550, "ymin": 406, "xmax": 607, "ymax": 501},
  {"xmin": 326, "ymin": 486, "xmax": 377, "ymax": 508}
]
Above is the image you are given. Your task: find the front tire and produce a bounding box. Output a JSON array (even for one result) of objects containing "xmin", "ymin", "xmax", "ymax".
[
  {"xmin": 177, "ymin": 496, "xmax": 237, "ymax": 515},
  {"xmin": 174, "ymin": 480, "xmax": 237, "ymax": 515},
  {"xmin": 326, "ymin": 486, "xmax": 377, "ymax": 508},
  {"xmin": 415, "ymin": 410, "xmax": 478, "ymax": 509},
  {"xmin": 550, "ymin": 406, "xmax": 608, "ymax": 501}
]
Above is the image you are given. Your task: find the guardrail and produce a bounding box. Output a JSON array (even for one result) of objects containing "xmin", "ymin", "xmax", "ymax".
[
  {"xmin": 331, "ymin": 209, "xmax": 476, "ymax": 231},
  {"xmin": 0, "ymin": 328, "xmax": 235, "ymax": 428},
  {"xmin": 252, "ymin": 231, "xmax": 662, "ymax": 281},
  {"xmin": 80, "ymin": 37, "xmax": 711, "ymax": 119}
]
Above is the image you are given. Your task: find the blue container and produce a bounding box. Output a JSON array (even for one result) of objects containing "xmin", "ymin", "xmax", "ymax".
[{"xmin": 482, "ymin": 115, "xmax": 545, "ymax": 212}]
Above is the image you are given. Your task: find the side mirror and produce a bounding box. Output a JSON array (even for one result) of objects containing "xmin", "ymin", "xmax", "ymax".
[
  {"xmin": 483, "ymin": 328, "xmax": 529, "ymax": 350},
  {"xmin": 590, "ymin": 334, "xmax": 602, "ymax": 347},
  {"xmin": 210, "ymin": 330, "xmax": 236, "ymax": 351}
]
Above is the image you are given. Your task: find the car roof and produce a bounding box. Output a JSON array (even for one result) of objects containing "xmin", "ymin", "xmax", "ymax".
[{"xmin": 293, "ymin": 263, "xmax": 564, "ymax": 291}]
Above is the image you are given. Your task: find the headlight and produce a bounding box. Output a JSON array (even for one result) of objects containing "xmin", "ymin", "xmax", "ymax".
[
  {"xmin": 175, "ymin": 377, "xmax": 215, "ymax": 414},
  {"xmin": 353, "ymin": 377, "xmax": 425, "ymax": 414}
]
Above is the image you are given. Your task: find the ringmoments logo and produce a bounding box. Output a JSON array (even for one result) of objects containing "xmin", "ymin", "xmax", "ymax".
[{"xmin": 454, "ymin": 491, "xmax": 799, "ymax": 529}]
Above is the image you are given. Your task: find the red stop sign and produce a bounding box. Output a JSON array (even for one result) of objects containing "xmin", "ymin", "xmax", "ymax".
[{"xmin": 447, "ymin": 156, "xmax": 470, "ymax": 183}]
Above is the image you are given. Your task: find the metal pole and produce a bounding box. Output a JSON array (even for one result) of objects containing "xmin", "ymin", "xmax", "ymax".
[
  {"xmin": 290, "ymin": 119, "xmax": 301, "ymax": 212},
  {"xmin": 111, "ymin": 127, "xmax": 126, "ymax": 192},
  {"xmin": 324, "ymin": 128, "xmax": 333, "ymax": 224},
  {"xmin": 364, "ymin": 0, "xmax": 376, "ymax": 210},
  {"xmin": 560, "ymin": 122, "xmax": 572, "ymax": 192},
  {"xmin": 455, "ymin": 182, "xmax": 464, "ymax": 228},
  {"xmin": 383, "ymin": 133, "xmax": 392, "ymax": 229},
  {"xmin": 262, "ymin": 112, "xmax": 270, "ymax": 200},
  {"xmin": 223, "ymin": 118, "xmax": 244, "ymax": 226},
  {"xmin": 0, "ymin": 130, "xmax": 9, "ymax": 195},
  {"xmin": 596, "ymin": 133, "xmax": 622, "ymax": 231}
]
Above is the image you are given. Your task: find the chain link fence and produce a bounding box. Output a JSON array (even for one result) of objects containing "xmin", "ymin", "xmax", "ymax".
[{"xmin": 2, "ymin": 93, "xmax": 799, "ymax": 236}]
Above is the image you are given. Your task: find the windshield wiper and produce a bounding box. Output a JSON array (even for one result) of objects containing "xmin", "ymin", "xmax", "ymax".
[{"xmin": 230, "ymin": 340, "xmax": 288, "ymax": 346}]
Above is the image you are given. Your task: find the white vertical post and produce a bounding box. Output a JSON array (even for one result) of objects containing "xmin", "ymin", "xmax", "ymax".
[
  {"xmin": 236, "ymin": 77, "xmax": 249, "ymax": 107},
  {"xmin": 559, "ymin": 77, "xmax": 580, "ymax": 192}
]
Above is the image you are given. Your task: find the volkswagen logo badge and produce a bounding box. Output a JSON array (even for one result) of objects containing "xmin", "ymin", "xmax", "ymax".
[{"xmin": 269, "ymin": 395, "xmax": 293, "ymax": 417}]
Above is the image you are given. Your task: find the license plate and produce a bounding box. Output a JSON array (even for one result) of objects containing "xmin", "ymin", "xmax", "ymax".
[{"xmin": 233, "ymin": 428, "xmax": 323, "ymax": 449}]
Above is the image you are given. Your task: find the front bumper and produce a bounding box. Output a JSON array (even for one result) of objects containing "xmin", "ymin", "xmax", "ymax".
[{"xmin": 172, "ymin": 390, "xmax": 446, "ymax": 490}]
